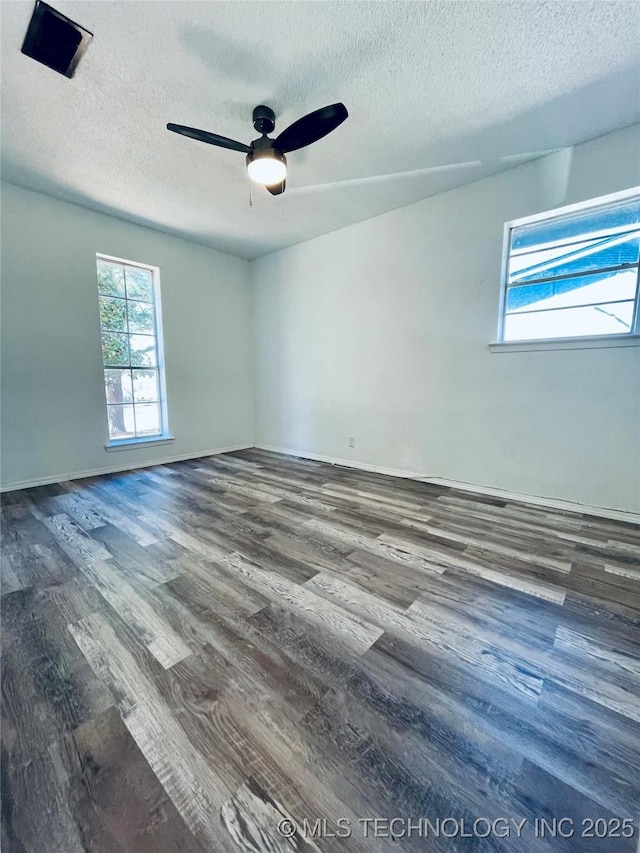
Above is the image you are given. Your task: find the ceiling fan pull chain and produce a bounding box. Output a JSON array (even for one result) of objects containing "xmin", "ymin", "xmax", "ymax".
[{"xmin": 248, "ymin": 179, "xmax": 253, "ymax": 207}]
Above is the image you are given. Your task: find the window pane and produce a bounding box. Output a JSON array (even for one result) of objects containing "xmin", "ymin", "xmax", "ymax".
[
  {"xmin": 508, "ymin": 233, "xmax": 639, "ymax": 284},
  {"xmin": 98, "ymin": 255, "xmax": 167, "ymax": 441},
  {"xmin": 132, "ymin": 369, "xmax": 159, "ymax": 402},
  {"xmin": 102, "ymin": 333, "xmax": 129, "ymax": 366},
  {"xmin": 125, "ymin": 266, "xmax": 153, "ymax": 302},
  {"xmin": 134, "ymin": 403, "xmax": 161, "ymax": 436},
  {"xmin": 506, "ymin": 268, "xmax": 638, "ymax": 313},
  {"xmin": 99, "ymin": 296, "xmax": 127, "ymax": 332},
  {"xmin": 501, "ymin": 193, "xmax": 640, "ymax": 343},
  {"xmin": 97, "ymin": 261, "xmax": 125, "ymax": 297},
  {"xmin": 503, "ymin": 301, "xmax": 635, "ymax": 341},
  {"xmin": 107, "ymin": 404, "xmax": 135, "ymax": 439},
  {"xmin": 127, "ymin": 299, "xmax": 154, "ymax": 334},
  {"xmin": 104, "ymin": 369, "xmax": 133, "ymax": 404},
  {"xmin": 512, "ymin": 198, "xmax": 640, "ymax": 252},
  {"xmin": 129, "ymin": 334, "xmax": 157, "ymax": 367}
]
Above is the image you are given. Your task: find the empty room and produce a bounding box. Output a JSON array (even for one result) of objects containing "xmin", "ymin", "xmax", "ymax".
[{"xmin": 1, "ymin": 1, "xmax": 639, "ymax": 851}]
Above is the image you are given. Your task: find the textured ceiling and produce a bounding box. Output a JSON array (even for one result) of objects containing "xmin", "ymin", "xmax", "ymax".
[{"xmin": 1, "ymin": 1, "xmax": 639, "ymax": 259}]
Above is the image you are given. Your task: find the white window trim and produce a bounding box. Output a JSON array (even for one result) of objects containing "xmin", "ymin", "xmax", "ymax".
[
  {"xmin": 489, "ymin": 334, "xmax": 640, "ymax": 353},
  {"xmin": 98, "ymin": 253, "xmax": 172, "ymax": 448},
  {"xmin": 493, "ymin": 186, "xmax": 640, "ymax": 350},
  {"xmin": 105, "ymin": 435, "xmax": 175, "ymax": 452}
]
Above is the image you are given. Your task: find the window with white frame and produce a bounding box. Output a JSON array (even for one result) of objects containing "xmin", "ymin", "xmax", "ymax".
[
  {"xmin": 497, "ymin": 190, "xmax": 640, "ymax": 343},
  {"xmin": 97, "ymin": 255, "xmax": 169, "ymax": 443}
]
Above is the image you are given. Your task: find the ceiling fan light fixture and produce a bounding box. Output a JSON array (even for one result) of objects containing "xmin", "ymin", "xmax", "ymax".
[{"xmin": 246, "ymin": 148, "xmax": 287, "ymax": 185}]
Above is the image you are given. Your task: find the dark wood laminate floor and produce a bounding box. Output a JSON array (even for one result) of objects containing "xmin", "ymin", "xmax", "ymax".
[{"xmin": 2, "ymin": 449, "xmax": 640, "ymax": 852}]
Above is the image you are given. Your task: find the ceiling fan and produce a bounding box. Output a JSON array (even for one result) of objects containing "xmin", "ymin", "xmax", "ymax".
[{"xmin": 167, "ymin": 103, "xmax": 348, "ymax": 196}]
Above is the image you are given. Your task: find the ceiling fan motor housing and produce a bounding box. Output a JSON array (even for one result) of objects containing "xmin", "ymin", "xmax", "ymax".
[
  {"xmin": 250, "ymin": 135, "xmax": 278, "ymax": 152},
  {"xmin": 252, "ymin": 105, "xmax": 276, "ymax": 135}
]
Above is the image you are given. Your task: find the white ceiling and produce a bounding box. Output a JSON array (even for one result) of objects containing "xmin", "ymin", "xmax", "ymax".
[{"xmin": 1, "ymin": 1, "xmax": 639, "ymax": 259}]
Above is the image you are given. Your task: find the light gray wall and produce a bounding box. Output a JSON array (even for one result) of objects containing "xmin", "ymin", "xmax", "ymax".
[
  {"xmin": 1, "ymin": 182, "xmax": 254, "ymax": 489},
  {"xmin": 252, "ymin": 125, "xmax": 640, "ymax": 512}
]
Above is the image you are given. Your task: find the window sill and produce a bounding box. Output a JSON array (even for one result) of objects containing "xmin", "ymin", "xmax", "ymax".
[
  {"xmin": 105, "ymin": 435, "xmax": 175, "ymax": 452},
  {"xmin": 489, "ymin": 334, "xmax": 640, "ymax": 353}
]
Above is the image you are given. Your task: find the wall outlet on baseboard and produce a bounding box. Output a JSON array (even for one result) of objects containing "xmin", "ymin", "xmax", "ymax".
[{"xmin": 348, "ymin": 437, "xmax": 356, "ymax": 448}]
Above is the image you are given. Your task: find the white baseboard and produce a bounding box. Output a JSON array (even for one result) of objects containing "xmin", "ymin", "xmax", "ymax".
[
  {"xmin": 255, "ymin": 443, "xmax": 431, "ymax": 480},
  {"xmin": 0, "ymin": 443, "xmax": 253, "ymax": 493},
  {"xmin": 4, "ymin": 440, "xmax": 637, "ymax": 525},
  {"xmin": 422, "ymin": 476, "xmax": 640, "ymax": 524},
  {"xmin": 255, "ymin": 444, "xmax": 640, "ymax": 524}
]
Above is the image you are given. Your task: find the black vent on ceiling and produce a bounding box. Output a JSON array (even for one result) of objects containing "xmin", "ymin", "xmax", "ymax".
[{"xmin": 21, "ymin": 1, "xmax": 92, "ymax": 78}]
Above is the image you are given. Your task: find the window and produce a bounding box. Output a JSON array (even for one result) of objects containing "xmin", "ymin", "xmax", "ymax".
[
  {"xmin": 97, "ymin": 255, "xmax": 169, "ymax": 444},
  {"xmin": 497, "ymin": 190, "xmax": 640, "ymax": 344}
]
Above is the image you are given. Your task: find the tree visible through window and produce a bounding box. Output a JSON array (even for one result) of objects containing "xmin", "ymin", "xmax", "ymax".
[
  {"xmin": 97, "ymin": 256, "xmax": 168, "ymax": 441},
  {"xmin": 498, "ymin": 192, "xmax": 640, "ymax": 342}
]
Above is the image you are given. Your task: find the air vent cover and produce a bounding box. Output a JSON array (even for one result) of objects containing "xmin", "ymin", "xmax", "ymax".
[{"xmin": 21, "ymin": 1, "xmax": 92, "ymax": 78}]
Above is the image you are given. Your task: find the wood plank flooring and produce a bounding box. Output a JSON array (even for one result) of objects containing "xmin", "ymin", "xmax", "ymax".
[{"xmin": 2, "ymin": 448, "xmax": 640, "ymax": 852}]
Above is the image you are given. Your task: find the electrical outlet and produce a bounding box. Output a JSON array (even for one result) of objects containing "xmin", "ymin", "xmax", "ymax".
[{"xmin": 348, "ymin": 437, "xmax": 355, "ymax": 448}]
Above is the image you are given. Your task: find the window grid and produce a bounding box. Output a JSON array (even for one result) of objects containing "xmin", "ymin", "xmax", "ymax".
[
  {"xmin": 498, "ymin": 190, "xmax": 640, "ymax": 343},
  {"xmin": 97, "ymin": 256, "xmax": 167, "ymax": 442}
]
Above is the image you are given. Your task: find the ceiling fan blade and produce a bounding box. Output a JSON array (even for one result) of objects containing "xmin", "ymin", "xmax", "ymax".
[
  {"xmin": 167, "ymin": 123, "xmax": 251, "ymax": 154},
  {"xmin": 288, "ymin": 160, "xmax": 482, "ymax": 195},
  {"xmin": 275, "ymin": 103, "xmax": 348, "ymax": 154},
  {"xmin": 266, "ymin": 179, "xmax": 286, "ymax": 196}
]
